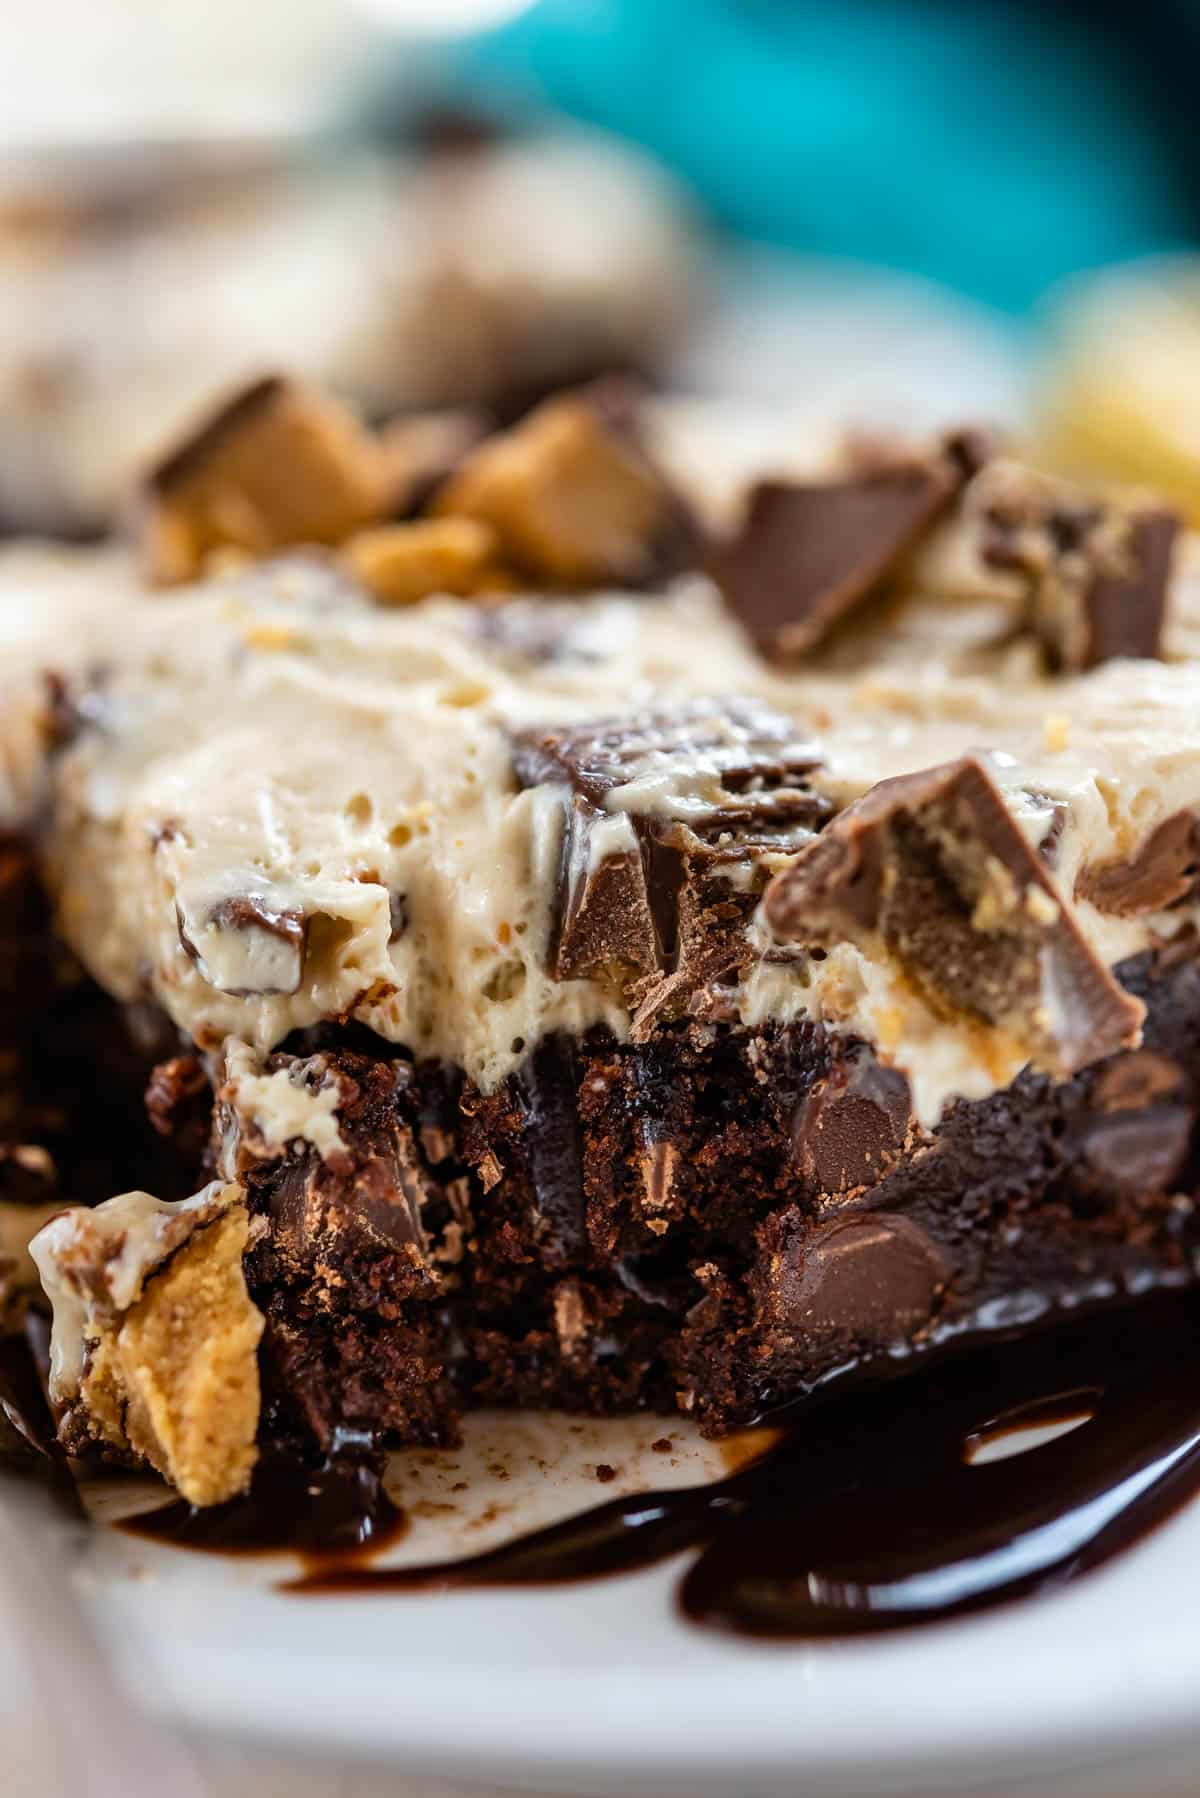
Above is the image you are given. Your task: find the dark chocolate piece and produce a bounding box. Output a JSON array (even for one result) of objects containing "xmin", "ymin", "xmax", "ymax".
[
  {"xmin": 513, "ymin": 1037, "xmax": 588, "ymax": 1264},
  {"xmin": 512, "ymin": 699, "xmax": 827, "ymax": 1023},
  {"xmin": 764, "ymin": 1211, "xmax": 947, "ymax": 1352},
  {"xmin": 1076, "ymin": 810, "xmax": 1200, "ymax": 916},
  {"xmin": 764, "ymin": 755, "xmax": 1143, "ymax": 1076},
  {"xmin": 979, "ymin": 469, "xmax": 1178, "ymax": 670},
  {"xmin": 709, "ymin": 451, "xmax": 961, "ymax": 657},
  {"xmin": 792, "ymin": 1043, "xmax": 912, "ymax": 1198}
]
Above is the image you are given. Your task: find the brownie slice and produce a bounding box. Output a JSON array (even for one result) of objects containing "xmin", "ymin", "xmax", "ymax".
[{"xmin": 188, "ymin": 940, "xmax": 1198, "ymax": 1449}]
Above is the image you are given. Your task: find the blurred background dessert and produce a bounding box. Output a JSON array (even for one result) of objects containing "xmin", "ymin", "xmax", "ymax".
[{"xmin": 10, "ymin": 0, "xmax": 1200, "ymax": 544}]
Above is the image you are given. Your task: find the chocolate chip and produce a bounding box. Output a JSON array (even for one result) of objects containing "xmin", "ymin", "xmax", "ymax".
[
  {"xmin": 1025, "ymin": 791, "xmax": 1068, "ymax": 867},
  {"xmin": 512, "ymin": 700, "xmax": 828, "ymax": 1026},
  {"xmin": 1076, "ymin": 811, "xmax": 1200, "ymax": 917},
  {"xmin": 792, "ymin": 1045, "xmax": 912, "ymax": 1198},
  {"xmin": 773, "ymin": 1212, "xmax": 947, "ymax": 1348},
  {"xmin": 709, "ymin": 451, "xmax": 961, "ymax": 658},
  {"xmin": 764, "ymin": 755, "xmax": 1144, "ymax": 1078}
]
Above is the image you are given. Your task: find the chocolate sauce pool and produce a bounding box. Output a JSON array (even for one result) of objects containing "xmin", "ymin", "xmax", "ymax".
[
  {"xmin": 121, "ymin": 1450, "xmax": 405, "ymax": 1564},
  {"xmin": 123, "ymin": 1297, "xmax": 1200, "ymax": 1637}
]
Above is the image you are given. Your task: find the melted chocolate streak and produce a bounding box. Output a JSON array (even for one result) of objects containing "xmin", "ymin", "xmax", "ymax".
[{"xmin": 122, "ymin": 1297, "xmax": 1200, "ymax": 1639}]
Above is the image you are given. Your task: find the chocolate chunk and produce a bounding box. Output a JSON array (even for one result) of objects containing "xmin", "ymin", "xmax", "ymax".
[
  {"xmin": 1067, "ymin": 1041, "xmax": 1197, "ymax": 1204},
  {"xmin": 764, "ymin": 755, "xmax": 1144, "ymax": 1078},
  {"xmin": 223, "ymin": 1049, "xmax": 439, "ymax": 1290},
  {"xmin": 792, "ymin": 1044, "xmax": 912, "ymax": 1199},
  {"xmin": 144, "ymin": 1053, "xmax": 211, "ymax": 1167},
  {"xmin": 709, "ymin": 449, "xmax": 962, "ymax": 658},
  {"xmin": 770, "ymin": 1212, "xmax": 947, "ymax": 1348},
  {"xmin": 513, "ymin": 700, "xmax": 827, "ymax": 1025},
  {"xmin": 139, "ymin": 375, "xmax": 388, "ymax": 584},
  {"xmin": 177, "ymin": 894, "xmax": 306, "ymax": 996},
  {"xmin": 433, "ymin": 385, "xmax": 702, "ymax": 587},
  {"xmin": 1076, "ymin": 811, "xmax": 1200, "ymax": 917},
  {"xmin": 977, "ymin": 465, "xmax": 1178, "ymax": 670},
  {"xmin": 514, "ymin": 1037, "xmax": 587, "ymax": 1264}
]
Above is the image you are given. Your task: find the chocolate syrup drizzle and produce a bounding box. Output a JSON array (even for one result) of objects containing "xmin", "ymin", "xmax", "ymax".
[
  {"xmin": 121, "ymin": 1450, "xmax": 405, "ymax": 1565},
  {"xmin": 120, "ymin": 1296, "xmax": 1200, "ymax": 1638}
]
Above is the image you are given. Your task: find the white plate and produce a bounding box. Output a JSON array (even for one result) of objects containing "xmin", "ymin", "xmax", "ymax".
[{"xmin": 76, "ymin": 1410, "xmax": 1200, "ymax": 1797}]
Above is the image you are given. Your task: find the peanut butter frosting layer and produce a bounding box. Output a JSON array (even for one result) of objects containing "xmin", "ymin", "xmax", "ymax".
[{"xmin": 16, "ymin": 488, "xmax": 1200, "ymax": 1123}]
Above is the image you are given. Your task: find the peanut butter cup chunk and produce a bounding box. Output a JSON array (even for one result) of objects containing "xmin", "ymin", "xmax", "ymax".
[
  {"xmin": 30, "ymin": 1184, "xmax": 264, "ymax": 1505},
  {"xmin": 432, "ymin": 389, "xmax": 695, "ymax": 586},
  {"xmin": 139, "ymin": 375, "xmax": 389, "ymax": 584},
  {"xmin": 764, "ymin": 754, "xmax": 1143, "ymax": 1078},
  {"xmin": 975, "ymin": 461, "xmax": 1178, "ymax": 670},
  {"xmin": 344, "ymin": 516, "xmax": 514, "ymax": 607}
]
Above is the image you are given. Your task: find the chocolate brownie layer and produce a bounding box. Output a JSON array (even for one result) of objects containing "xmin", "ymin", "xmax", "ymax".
[{"xmin": 182, "ymin": 940, "xmax": 1198, "ymax": 1448}]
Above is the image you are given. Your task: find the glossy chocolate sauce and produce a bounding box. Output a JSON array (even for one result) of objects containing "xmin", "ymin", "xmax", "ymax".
[
  {"xmin": 102, "ymin": 1297, "xmax": 1200, "ymax": 1635},
  {"xmin": 275, "ymin": 1297, "xmax": 1200, "ymax": 1637},
  {"xmin": 122, "ymin": 1448, "xmax": 405, "ymax": 1565}
]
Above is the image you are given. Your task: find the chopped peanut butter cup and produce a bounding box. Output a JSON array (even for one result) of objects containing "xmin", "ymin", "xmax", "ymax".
[
  {"xmin": 138, "ymin": 375, "xmax": 389, "ymax": 584},
  {"xmin": 764, "ymin": 754, "xmax": 1144, "ymax": 1077}
]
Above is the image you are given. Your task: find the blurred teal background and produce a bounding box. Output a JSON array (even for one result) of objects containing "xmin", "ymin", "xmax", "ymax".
[{"xmin": 436, "ymin": 0, "xmax": 1199, "ymax": 312}]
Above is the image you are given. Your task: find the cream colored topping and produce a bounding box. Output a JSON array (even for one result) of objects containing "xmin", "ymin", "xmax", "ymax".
[
  {"xmin": 29, "ymin": 1181, "xmax": 239, "ymax": 1400},
  {"xmin": 10, "ymin": 438, "xmax": 1200, "ymax": 1117},
  {"xmin": 29, "ymin": 540, "xmax": 1200, "ymax": 1114}
]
